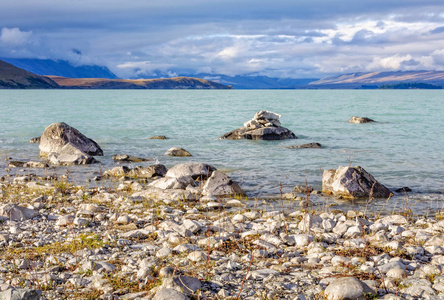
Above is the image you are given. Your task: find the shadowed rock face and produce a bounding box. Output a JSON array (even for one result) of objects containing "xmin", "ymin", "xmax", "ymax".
[
  {"xmin": 322, "ymin": 166, "xmax": 392, "ymax": 199},
  {"xmin": 39, "ymin": 122, "xmax": 103, "ymax": 157},
  {"xmin": 220, "ymin": 110, "xmax": 297, "ymax": 140}
]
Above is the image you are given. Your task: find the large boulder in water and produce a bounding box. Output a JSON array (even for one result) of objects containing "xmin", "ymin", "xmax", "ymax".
[
  {"xmin": 322, "ymin": 166, "xmax": 392, "ymax": 199},
  {"xmin": 220, "ymin": 110, "xmax": 297, "ymax": 140},
  {"xmin": 39, "ymin": 122, "xmax": 103, "ymax": 157}
]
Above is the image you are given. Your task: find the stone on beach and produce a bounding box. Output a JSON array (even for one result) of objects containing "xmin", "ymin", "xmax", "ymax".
[
  {"xmin": 324, "ymin": 277, "xmax": 376, "ymax": 300},
  {"xmin": 202, "ymin": 170, "xmax": 245, "ymax": 197},
  {"xmin": 220, "ymin": 110, "xmax": 297, "ymax": 140},
  {"xmin": 0, "ymin": 204, "xmax": 39, "ymax": 221},
  {"xmin": 322, "ymin": 165, "xmax": 392, "ymax": 199}
]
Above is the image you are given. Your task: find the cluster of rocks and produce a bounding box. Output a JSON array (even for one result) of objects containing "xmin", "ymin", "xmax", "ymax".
[
  {"xmin": 0, "ymin": 174, "xmax": 443, "ymax": 300},
  {"xmin": 220, "ymin": 111, "xmax": 297, "ymax": 140}
]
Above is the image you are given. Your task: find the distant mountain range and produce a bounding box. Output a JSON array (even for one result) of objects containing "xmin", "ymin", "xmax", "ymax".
[
  {"xmin": 0, "ymin": 59, "xmax": 231, "ymax": 89},
  {"xmin": 306, "ymin": 71, "xmax": 444, "ymax": 89},
  {"xmin": 0, "ymin": 58, "xmax": 118, "ymax": 79},
  {"xmin": 2, "ymin": 58, "xmax": 444, "ymax": 89}
]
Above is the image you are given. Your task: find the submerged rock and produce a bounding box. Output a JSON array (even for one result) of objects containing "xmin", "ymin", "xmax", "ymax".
[
  {"xmin": 165, "ymin": 147, "xmax": 192, "ymax": 157},
  {"xmin": 220, "ymin": 110, "xmax": 297, "ymax": 140},
  {"xmin": 149, "ymin": 135, "xmax": 167, "ymax": 140},
  {"xmin": 39, "ymin": 122, "xmax": 103, "ymax": 157},
  {"xmin": 322, "ymin": 166, "xmax": 392, "ymax": 199},
  {"xmin": 285, "ymin": 142, "xmax": 322, "ymax": 149},
  {"xmin": 348, "ymin": 116, "xmax": 375, "ymax": 124},
  {"xmin": 112, "ymin": 154, "xmax": 153, "ymax": 162}
]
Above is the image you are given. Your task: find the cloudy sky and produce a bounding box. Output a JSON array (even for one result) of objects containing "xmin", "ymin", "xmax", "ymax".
[{"xmin": 1, "ymin": 0, "xmax": 444, "ymax": 78}]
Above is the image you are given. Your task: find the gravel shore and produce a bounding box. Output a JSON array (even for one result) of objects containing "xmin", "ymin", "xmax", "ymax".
[{"xmin": 0, "ymin": 174, "xmax": 443, "ymax": 300}]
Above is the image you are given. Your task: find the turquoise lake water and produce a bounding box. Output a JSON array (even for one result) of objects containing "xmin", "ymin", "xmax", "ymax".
[{"xmin": 0, "ymin": 89, "xmax": 443, "ymax": 214}]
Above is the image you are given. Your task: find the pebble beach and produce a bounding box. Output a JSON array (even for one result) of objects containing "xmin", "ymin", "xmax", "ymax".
[{"xmin": 1, "ymin": 171, "xmax": 444, "ymax": 300}]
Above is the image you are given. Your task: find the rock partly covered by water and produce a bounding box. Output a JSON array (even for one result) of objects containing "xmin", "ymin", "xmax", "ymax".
[
  {"xmin": 322, "ymin": 166, "xmax": 392, "ymax": 199},
  {"xmin": 220, "ymin": 110, "xmax": 297, "ymax": 140},
  {"xmin": 285, "ymin": 142, "xmax": 322, "ymax": 149},
  {"xmin": 349, "ymin": 116, "xmax": 375, "ymax": 123},
  {"xmin": 165, "ymin": 147, "xmax": 192, "ymax": 157},
  {"xmin": 38, "ymin": 122, "xmax": 103, "ymax": 166}
]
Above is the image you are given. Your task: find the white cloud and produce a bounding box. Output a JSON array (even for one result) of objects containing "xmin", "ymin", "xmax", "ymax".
[{"xmin": 0, "ymin": 27, "xmax": 32, "ymax": 46}]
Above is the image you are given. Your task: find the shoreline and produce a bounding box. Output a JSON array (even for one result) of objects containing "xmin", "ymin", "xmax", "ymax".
[{"xmin": 1, "ymin": 174, "xmax": 444, "ymax": 299}]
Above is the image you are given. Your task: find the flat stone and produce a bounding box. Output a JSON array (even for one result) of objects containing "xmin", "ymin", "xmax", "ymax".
[{"xmin": 154, "ymin": 288, "xmax": 189, "ymax": 300}]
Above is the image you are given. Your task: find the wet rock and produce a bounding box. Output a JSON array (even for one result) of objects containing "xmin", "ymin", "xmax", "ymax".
[
  {"xmin": 149, "ymin": 176, "xmax": 195, "ymax": 190},
  {"xmin": 220, "ymin": 110, "xmax": 297, "ymax": 140},
  {"xmin": 165, "ymin": 147, "xmax": 192, "ymax": 157},
  {"xmin": 285, "ymin": 142, "xmax": 322, "ymax": 149},
  {"xmin": 39, "ymin": 122, "xmax": 103, "ymax": 157},
  {"xmin": 166, "ymin": 162, "xmax": 216, "ymax": 180},
  {"xmin": 348, "ymin": 116, "xmax": 375, "ymax": 123},
  {"xmin": 324, "ymin": 277, "xmax": 375, "ymax": 300},
  {"xmin": 322, "ymin": 165, "xmax": 392, "ymax": 199}
]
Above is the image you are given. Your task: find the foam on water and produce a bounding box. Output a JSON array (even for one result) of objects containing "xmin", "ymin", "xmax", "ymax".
[{"xmin": 1, "ymin": 89, "xmax": 443, "ymax": 214}]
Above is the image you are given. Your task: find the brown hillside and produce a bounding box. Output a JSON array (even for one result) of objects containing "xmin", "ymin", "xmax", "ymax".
[
  {"xmin": 0, "ymin": 59, "xmax": 59, "ymax": 89},
  {"xmin": 49, "ymin": 76, "xmax": 232, "ymax": 89}
]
